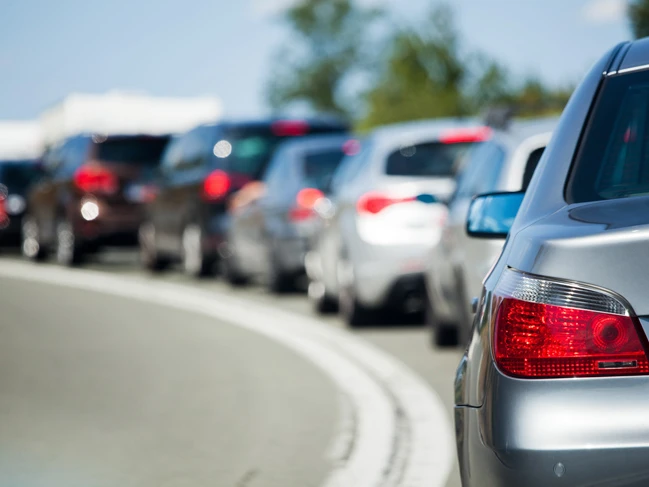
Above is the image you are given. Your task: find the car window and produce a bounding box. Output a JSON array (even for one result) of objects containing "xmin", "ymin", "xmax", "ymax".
[
  {"xmin": 454, "ymin": 141, "xmax": 507, "ymax": 199},
  {"xmin": 330, "ymin": 141, "xmax": 370, "ymax": 195},
  {"xmin": 220, "ymin": 124, "xmax": 347, "ymax": 180},
  {"xmin": 0, "ymin": 162, "xmax": 41, "ymax": 191},
  {"xmin": 302, "ymin": 147, "xmax": 346, "ymax": 190},
  {"xmin": 180, "ymin": 126, "xmax": 215, "ymax": 169},
  {"xmin": 263, "ymin": 145, "xmax": 294, "ymax": 191},
  {"xmin": 384, "ymin": 141, "xmax": 473, "ymax": 177},
  {"xmin": 160, "ymin": 135, "xmax": 184, "ymax": 172},
  {"xmin": 521, "ymin": 146, "xmax": 545, "ymax": 191},
  {"xmin": 567, "ymin": 70, "xmax": 649, "ymax": 203},
  {"xmin": 95, "ymin": 136, "xmax": 169, "ymax": 167}
]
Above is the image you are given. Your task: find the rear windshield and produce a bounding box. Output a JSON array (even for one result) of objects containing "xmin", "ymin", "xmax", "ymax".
[
  {"xmin": 96, "ymin": 136, "xmax": 170, "ymax": 166},
  {"xmin": 302, "ymin": 148, "xmax": 346, "ymax": 190},
  {"xmin": 0, "ymin": 162, "xmax": 41, "ymax": 191},
  {"xmin": 568, "ymin": 70, "xmax": 649, "ymax": 203},
  {"xmin": 385, "ymin": 142, "xmax": 474, "ymax": 177},
  {"xmin": 222, "ymin": 124, "xmax": 347, "ymax": 179}
]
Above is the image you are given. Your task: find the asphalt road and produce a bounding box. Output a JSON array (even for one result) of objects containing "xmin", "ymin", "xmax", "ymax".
[{"xmin": 0, "ymin": 249, "xmax": 464, "ymax": 487}]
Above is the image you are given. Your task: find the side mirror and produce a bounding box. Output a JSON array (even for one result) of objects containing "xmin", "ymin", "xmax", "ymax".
[{"xmin": 466, "ymin": 191, "xmax": 525, "ymax": 239}]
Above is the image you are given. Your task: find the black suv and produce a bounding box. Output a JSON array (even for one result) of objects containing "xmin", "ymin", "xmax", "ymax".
[
  {"xmin": 139, "ymin": 118, "xmax": 349, "ymax": 278},
  {"xmin": 23, "ymin": 134, "xmax": 170, "ymax": 265}
]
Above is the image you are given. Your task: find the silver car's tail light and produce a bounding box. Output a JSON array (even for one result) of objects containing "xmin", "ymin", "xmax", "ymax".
[{"xmin": 492, "ymin": 268, "xmax": 649, "ymax": 379}]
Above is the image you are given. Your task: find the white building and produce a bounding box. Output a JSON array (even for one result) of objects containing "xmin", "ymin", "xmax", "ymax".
[
  {"xmin": 40, "ymin": 91, "xmax": 223, "ymax": 147},
  {"xmin": 0, "ymin": 120, "xmax": 43, "ymax": 160}
]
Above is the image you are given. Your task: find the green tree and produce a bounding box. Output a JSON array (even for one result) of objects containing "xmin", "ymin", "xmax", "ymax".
[
  {"xmin": 266, "ymin": 0, "xmax": 381, "ymax": 118},
  {"xmin": 629, "ymin": 0, "xmax": 649, "ymax": 39},
  {"xmin": 358, "ymin": 5, "xmax": 471, "ymax": 130}
]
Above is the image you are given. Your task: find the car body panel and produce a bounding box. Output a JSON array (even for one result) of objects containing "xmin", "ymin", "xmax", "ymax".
[{"xmin": 454, "ymin": 41, "xmax": 649, "ymax": 487}]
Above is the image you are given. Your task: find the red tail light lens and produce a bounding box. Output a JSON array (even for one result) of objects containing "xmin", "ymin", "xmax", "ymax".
[
  {"xmin": 203, "ymin": 170, "xmax": 231, "ymax": 201},
  {"xmin": 289, "ymin": 187, "xmax": 324, "ymax": 221},
  {"xmin": 73, "ymin": 165, "xmax": 118, "ymax": 194},
  {"xmin": 493, "ymin": 269, "xmax": 649, "ymax": 379},
  {"xmin": 439, "ymin": 126, "xmax": 492, "ymax": 144},
  {"xmin": 356, "ymin": 192, "xmax": 416, "ymax": 215},
  {"xmin": 272, "ymin": 120, "xmax": 309, "ymax": 137}
]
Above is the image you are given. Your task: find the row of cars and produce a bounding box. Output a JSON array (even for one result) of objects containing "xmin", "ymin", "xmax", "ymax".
[
  {"xmin": 7, "ymin": 38, "xmax": 649, "ymax": 487},
  {"xmin": 0, "ymin": 113, "xmax": 556, "ymax": 343}
]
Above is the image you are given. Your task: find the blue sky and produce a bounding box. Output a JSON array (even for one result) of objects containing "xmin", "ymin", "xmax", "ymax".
[{"xmin": 0, "ymin": 0, "xmax": 632, "ymax": 121}]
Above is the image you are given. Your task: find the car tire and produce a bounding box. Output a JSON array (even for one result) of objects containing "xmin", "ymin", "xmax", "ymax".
[
  {"xmin": 308, "ymin": 279, "xmax": 339, "ymax": 314},
  {"xmin": 337, "ymin": 258, "xmax": 375, "ymax": 327},
  {"xmin": 181, "ymin": 223, "xmax": 215, "ymax": 278},
  {"xmin": 55, "ymin": 218, "xmax": 84, "ymax": 267},
  {"xmin": 222, "ymin": 252, "xmax": 248, "ymax": 287},
  {"xmin": 266, "ymin": 246, "xmax": 295, "ymax": 294},
  {"xmin": 427, "ymin": 297, "xmax": 459, "ymax": 347},
  {"xmin": 139, "ymin": 222, "xmax": 169, "ymax": 272},
  {"xmin": 21, "ymin": 215, "xmax": 48, "ymax": 262}
]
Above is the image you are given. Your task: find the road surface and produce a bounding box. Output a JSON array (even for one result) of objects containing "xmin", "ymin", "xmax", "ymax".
[{"xmin": 0, "ymin": 251, "xmax": 464, "ymax": 487}]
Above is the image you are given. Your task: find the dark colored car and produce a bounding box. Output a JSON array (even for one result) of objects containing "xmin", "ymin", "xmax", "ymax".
[
  {"xmin": 0, "ymin": 159, "xmax": 43, "ymax": 247},
  {"xmin": 22, "ymin": 133, "xmax": 170, "ymax": 265},
  {"xmin": 226, "ymin": 134, "xmax": 356, "ymax": 292},
  {"xmin": 138, "ymin": 118, "xmax": 349, "ymax": 278}
]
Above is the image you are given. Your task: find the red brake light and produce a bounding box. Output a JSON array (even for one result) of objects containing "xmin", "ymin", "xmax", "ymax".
[
  {"xmin": 203, "ymin": 170, "xmax": 231, "ymax": 201},
  {"xmin": 439, "ymin": 126, "xmax": 492, "ymax": 144},
  {"xmin": 73, "ymin": 165, "xmax": 118, "ymax": 194},
  {"xmin": 272, "ymin": 120, "xmax": 309, "ymax": 137},
  {"xmin": 356, "ymin": 192, "xmax": 415, "ymax": 215},
  {"xmin": 289, "ymin": 187, "xmax": 324, "ymax": 221},
  {"xmin": 343, "ymin": 139, "xmax": 361, "ymax": 156},
  {"xmin": 493, "ymin": 269, "xmax": 649, "ymax": 379}
]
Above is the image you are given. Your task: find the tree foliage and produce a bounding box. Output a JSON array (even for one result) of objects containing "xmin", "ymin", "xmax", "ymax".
[
  {"xmin": 266, "ymin": 0, "xmax": 380, "ymax": 119},
  {"xmin": 629, "ymin": 0, "xmax": 649, "ymax": 39},
  {"xmin": 267, "ymin": 1, "xmax": 575, "ymax": 130}
]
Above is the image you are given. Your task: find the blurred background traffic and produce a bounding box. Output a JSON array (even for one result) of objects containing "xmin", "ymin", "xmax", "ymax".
[{"xmin": 2, "ymin": 0, "xmax": 648, "ymax": 346}]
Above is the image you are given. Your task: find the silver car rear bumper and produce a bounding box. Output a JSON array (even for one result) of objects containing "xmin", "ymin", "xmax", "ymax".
[{"xmin": 456, "ymin": 368, "xmax": 649, "ymax": 487}]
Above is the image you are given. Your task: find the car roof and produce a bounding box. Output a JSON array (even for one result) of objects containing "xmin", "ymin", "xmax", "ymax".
[
  {"xmin": 199, "ymin": 117, "xmax": 349, "ymax": 131},
  {"xmin": 275, "ymin": 133, "xmax": 355, "ymax": 153},
  {"xmin": 368, "ymin": 117, "xmax": 483, "ymax": 146},
  {"xmin": 489, "ymin": 116, "xmax": 560, "ymax": 146},
  {"xmin": 613, "ymin": 38, "xmax": 649, "ymax": 74}
]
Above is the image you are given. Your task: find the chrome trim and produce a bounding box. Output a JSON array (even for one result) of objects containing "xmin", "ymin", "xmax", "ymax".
[{"xmin": 497, "ymin": 267, "xmax": 630, "ymax": 316}]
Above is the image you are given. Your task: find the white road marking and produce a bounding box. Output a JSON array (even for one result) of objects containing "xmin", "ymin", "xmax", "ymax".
[{"xmin": 0, "ymin": 260, "xmax": 454, "ymax": 487}]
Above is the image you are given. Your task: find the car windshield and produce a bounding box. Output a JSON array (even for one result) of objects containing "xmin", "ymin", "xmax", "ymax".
[
  {"xmin": 568, "ymin": 70, "xmax": 649, "ymax": 203},
  {"xmin": 96, "ymin": 136, "xmax": 170, "ymax": 166},
  {"xmin": 221, "ymin": 124, "xmax": 347, "ymax": 179},
  {"xmin": 385, "ymin": 141, "xmax": 474, "ymax": 177},
  {"xmin": 0, "ymin": 161, "xmax": 41, "ymax": 191},
  {"xmin": 302, "ymin": 148, "xmax": 347, "ymax": 190}
]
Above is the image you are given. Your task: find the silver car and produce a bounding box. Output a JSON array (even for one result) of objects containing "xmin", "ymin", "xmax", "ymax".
[
  {"xmin": 306, "ymin": 118, "xmax": 491, "ymax": 326},
  {"xmin": 456, "ymin": 39, "xmax": 649, "ymax": 486},
  {"xmin": 426, "ymin": 117, "xmax": 557, "ymax": 348},
  {"xmin": 226, "ymin": 134, "xmax": 354, "ymax": 292}
]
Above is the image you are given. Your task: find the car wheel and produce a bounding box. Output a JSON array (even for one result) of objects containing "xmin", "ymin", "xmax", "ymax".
[
  {"xmin": 221, "ymin": 251, "xmax": 248, "ymax": 287},
  {"xmin": 55, "ymin": 218, "xmax": 84, "ymax": 267},
  {"xmin": 181, "ymin": 224, "xmax": 215, "ymax": 278},
  {"xmin": 427, "ymin": 297, "xmax": 459, "ymax": 347},
  {"xmin": 308, "ymin": 279, "xmax": 338, "ymax": 314},
  {"xmin": 337, "ymin": 258, "xmax": 375, "ymax": 327},
  {"xmin": 139, "ymin": 222, "xmax": 169, "ymax": 272},
  {"xmin": 266, "ymin": 248, "xmax": 294, "ymax": 294},
  {"xmin": 21, "ymin": 215, "xmax": 48, "ymax": 262}
]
